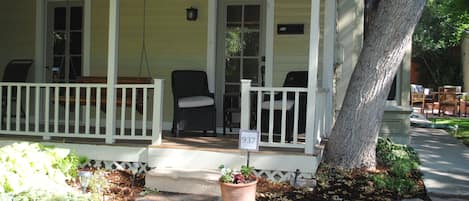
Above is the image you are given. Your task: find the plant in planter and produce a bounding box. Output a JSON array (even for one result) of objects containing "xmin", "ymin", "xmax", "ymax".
[{"xmin": 219, "ymin": 165, "xmax": 258, "ymax": 201}]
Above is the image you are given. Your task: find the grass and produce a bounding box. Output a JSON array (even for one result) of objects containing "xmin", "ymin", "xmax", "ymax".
[{"xmin": 430, "ymin": 117, "xmax": 469, "ymax": 146}]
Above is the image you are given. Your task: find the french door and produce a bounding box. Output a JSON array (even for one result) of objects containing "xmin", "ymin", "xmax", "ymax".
[
  {"xmin": 222, "ymin": 1, "xmax": 266, "ymax": 93},
  {"xmin": 46, "ymin": 1, "xmax": 84, "ymax": 83}
]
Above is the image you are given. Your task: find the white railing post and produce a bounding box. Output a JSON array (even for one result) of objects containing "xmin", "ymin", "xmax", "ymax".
[
  {"xmin": 152, "ymin": 79, "xmax": 164, "ymax": 145},
  {"xmin": 6, "ymin": 86, "xmax": 11, "ymax": 131},
  {"xmin": 240, "ymin": 79, "xmax": 252, "ymax": 130}
]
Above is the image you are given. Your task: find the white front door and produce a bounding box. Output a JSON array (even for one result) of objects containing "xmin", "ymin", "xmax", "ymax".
[{"xmin": 46, "ymin": 1, "xmax": 84, "ymax": 83}]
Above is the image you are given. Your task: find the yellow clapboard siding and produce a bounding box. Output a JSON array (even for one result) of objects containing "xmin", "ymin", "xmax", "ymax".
[
  {"xmin": 0, "ymin": 0, "xmax": 35, "ymax": 79},
  {"xmin": 89, "ymin": 0, "xmax": 208, "ymax": 121},
  {"xmin": 273, "ymin": 0, "xmax": 313, "ymax": 86}
]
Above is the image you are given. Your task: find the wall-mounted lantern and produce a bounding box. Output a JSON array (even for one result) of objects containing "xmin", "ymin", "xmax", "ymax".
[{"xmin": 186, "ymin": 7, "xmax": 198, "ymax": 21}]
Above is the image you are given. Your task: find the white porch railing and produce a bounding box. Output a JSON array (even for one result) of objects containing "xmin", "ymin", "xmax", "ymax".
[
  {"xmin": 0, "ymin": 79, "xmax": 163, "ymax": 144},
  {"xmin": 240, "ymin": 80, "xmax": 329, "ymax": 154}
]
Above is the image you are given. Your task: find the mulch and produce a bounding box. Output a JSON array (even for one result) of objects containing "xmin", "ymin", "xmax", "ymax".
[{"xmin": 75, "ymin": 166, "xmax": 430, "ymax": 201}]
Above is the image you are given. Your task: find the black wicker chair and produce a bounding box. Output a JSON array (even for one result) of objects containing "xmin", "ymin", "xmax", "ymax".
[
  {"xmin": 2, "ymin": 59, "xmax": 34, "ymax": 118},
  {"xmin": 171, "ymin": 70, "xmax": 216, "ymax": 137},
  {"xmin": 260, "ymin": 71, "xmax": 308, "ymax": 142}
]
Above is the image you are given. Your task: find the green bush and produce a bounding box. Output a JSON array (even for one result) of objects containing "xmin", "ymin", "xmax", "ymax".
[
  {"xmin": 371, "ymin": 174, "xmax": 416, "ymax": 195},
  {"xmin": 376, "ymin": 138, "xmax": 420, "ymax": 167},
  {"xmin": 0, "ymin": 142, "xmax": 89, "ymax": 200},
  {"xmin": 373, "ymin": 138, "xmax": 421, "ymax": 196}
]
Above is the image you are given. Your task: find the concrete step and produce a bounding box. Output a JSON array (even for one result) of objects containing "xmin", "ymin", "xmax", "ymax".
[
  {"xmin": 145, "ymin": 168, "xmax": 221, "ymax": 196},
  {"xmin": 137, "ymin": 192, "xmax": 220, "ymax": 201}
]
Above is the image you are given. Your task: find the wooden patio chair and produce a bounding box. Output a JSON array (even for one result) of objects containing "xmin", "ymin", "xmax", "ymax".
[
  {"xmin": 171, "ymin": 70, "xmax": 216, "ymax": 137},
  {"xmin": 460, "ymin": 93, "xmax": 469, "ymax": 117},
  {"xmin": 437, "ymin": 86, "xmax": 461, "ymax": 116},
  {"xmin": 422, "ymin": 88, "xmax": 437, "ymax": 116},
  {"xmin": 1, "ymin": 59, "xmax": 33, "ymax": 118},
  {"xmin": 410, "ymin": 84, "xmax": 425, "ymax": 113}
]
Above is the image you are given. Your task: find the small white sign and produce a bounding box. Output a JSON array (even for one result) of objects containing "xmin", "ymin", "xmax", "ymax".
[{"xmin": 239, "ymin": 129, "xmax": 259, "ymax": 151}]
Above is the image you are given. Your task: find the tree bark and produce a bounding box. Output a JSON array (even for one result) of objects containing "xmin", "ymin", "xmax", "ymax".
[{"xmin": 324, "ymin": 0, "xmax": 426, "ymax": 169}]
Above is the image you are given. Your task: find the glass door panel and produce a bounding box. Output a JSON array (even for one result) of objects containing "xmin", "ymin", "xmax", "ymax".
[
  {"xmin": 224, "ymin": 4, "xmax": 263, "ymax": 94},
  {"xmin": 47, "ymin": 2, "xmax": 83, "ymax": 83},
  {"xmin": 244, "ymin": 5, "xmax": 260, "ymax": 29},
  {"xmin": 243, "ymin": 32, "xmax": 259, "ymax": 56},
  {"xmin": 243, "ymin": 59, "xmax": 259, "ymax": 83}
]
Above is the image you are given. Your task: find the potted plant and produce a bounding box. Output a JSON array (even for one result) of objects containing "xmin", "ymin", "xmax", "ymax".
[{"xmin": 219, "ymin": 165, "xmax": 258, "ymax": 201}]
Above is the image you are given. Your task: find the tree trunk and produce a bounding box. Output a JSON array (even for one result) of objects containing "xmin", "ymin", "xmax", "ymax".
[{"xmin": 324, "ymin": 0, "xmax": 425, "ymax": 169}]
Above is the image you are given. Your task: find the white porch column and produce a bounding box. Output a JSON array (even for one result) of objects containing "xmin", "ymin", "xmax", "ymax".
[
  {"xmin": 206, "ymin": 0, "xmax": 217, "ymax": 92},
  {"xmin": 35, "ymin": 1, "xmax": 47, "ymax": 139},
  {"xmin": 152, "ymin": 79, "xmax": 164, "ymax": 145},
  {"xmin": 105, "ymin": 0, "xmax": 119, "ymax": 144},
  {"xmin": 35, "ymin": 0, "xmax": 46, "ymax": 82},
  {"xmin": 322, "ymin": 0, "xmax": 336, "ymax": 137},
  {"xmin": 240, "ymin": 79, "xmax": 252, "ymax": 130},
  {"xmin": 305, "ymin": 0, "xmax": 321, "ymax": 155},
  {"xmin": 83, "ymin": 0, "xmax": 92, "ymax": 76},
  {"xmin": 264, "ymin": 0, "xmax": 275, "ymax": 87}
]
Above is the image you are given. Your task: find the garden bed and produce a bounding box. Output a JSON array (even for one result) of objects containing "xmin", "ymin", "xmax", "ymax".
[
  {"xmin": 88, "ymin": 138, "xmax": 430, "ymax": 201},
  {"xmin": 88, "ymin": 166, "xmax": 429, "ymax": 201},
  {"xmin": 1, "ymin": 138, "xmax": 430, "ymax": 200}
]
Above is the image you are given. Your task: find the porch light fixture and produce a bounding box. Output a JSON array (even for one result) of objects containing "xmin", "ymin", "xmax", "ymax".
[{"xmin": 186, "ymin": 7, "xmax": 198, "ymax": 21}]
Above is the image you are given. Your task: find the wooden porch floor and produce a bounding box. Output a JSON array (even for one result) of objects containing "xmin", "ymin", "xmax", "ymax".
[
  {"xmin": 155, "ymin": 131, "xmax": 306, "ymax": 155},
  {"xmin": 0, "ymin": 130, "xmax": 307, "ymax": 155}
]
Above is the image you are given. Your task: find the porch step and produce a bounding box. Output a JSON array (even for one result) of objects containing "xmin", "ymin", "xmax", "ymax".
[{"xmin": 145, "ymin": 168, "xmax": 221, "ymax": 196}]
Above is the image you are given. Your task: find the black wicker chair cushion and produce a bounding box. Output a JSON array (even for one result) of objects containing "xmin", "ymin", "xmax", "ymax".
[{"xmin": 171, "ymin": 70, "xmax": 216, "ymax": 137}]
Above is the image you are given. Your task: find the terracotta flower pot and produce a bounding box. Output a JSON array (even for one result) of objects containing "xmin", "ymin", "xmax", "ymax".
[{"xmin": 219, "ymin": 178, "xmax": 258, "ymax": 201}]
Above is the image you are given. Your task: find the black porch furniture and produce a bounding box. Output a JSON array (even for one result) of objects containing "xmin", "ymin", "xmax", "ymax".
[
  {"xmin": 2, "ymin": 59, "xmax": 34, "ymax": 118},
  {"xmin": 223, "ymin": 92, "xmax": 241, "ymax": 135},
  {"xmin": 260, "ymin": 71, "xmax": 308, "ymax": 142},
  {"xmin": 171, "ymin": 70, "xmax": 216, "ymax": 137}
]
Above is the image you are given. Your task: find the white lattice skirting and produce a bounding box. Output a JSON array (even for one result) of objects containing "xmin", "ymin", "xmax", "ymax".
[
  {"xmin": 81, "ymin": 160, "xmax": 151, "ymax": 175},
  {"xmin": 82, "ymin": 160, "xmax": 315, "ymax": 186}
]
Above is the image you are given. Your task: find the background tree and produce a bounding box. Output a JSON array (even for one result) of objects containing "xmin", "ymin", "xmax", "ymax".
[
  {"xmin": 324, "ymin": 0, "xmax": 426, "ymax": 169},
  {"xmin": 412, "ymin": 0, "xmax": 469, "ymax": 88}
]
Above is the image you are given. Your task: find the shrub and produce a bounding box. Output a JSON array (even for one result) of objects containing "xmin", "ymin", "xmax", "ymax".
[
  {"xmin": 373, "ymin": 138, "xmax": 421, "ymax": 196},
  {"xmin": 0, "ymin": 142, "xmax": 89, "ymax": 200},
  {"xmin": 376, "ymin": 138, "xmax": 420, "ymax": 167}
]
